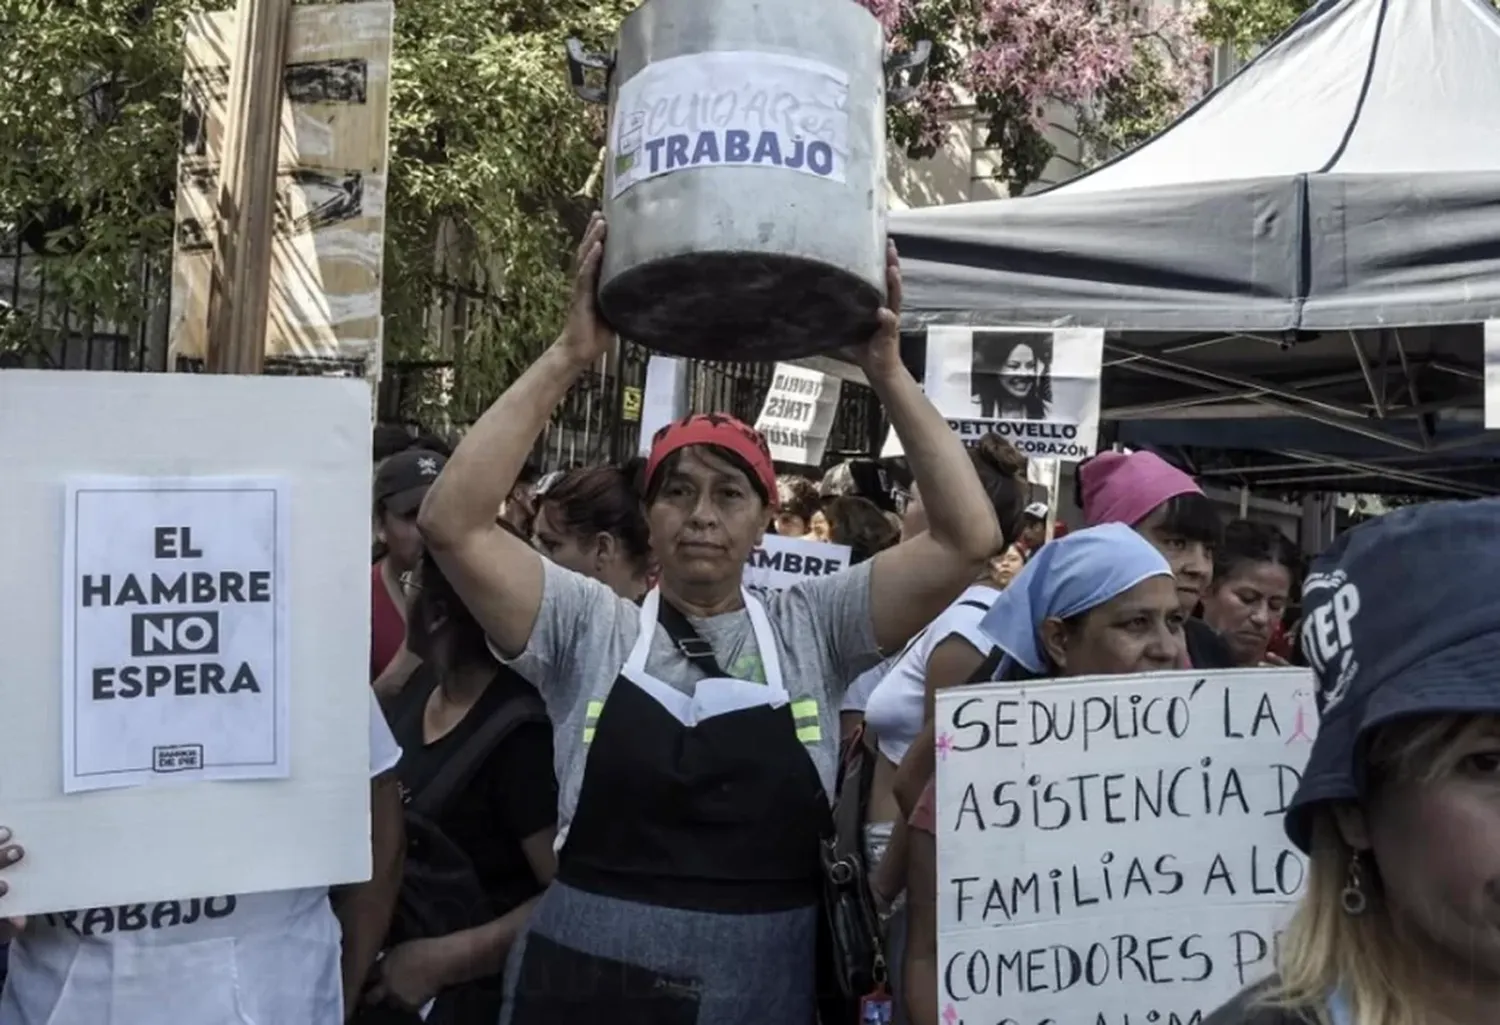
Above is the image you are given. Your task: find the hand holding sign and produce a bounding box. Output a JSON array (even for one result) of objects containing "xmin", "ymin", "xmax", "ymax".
[
  {"xmin": 848, "ymin": 241, "xmax": 903, "ymax": 381},
  {"xmin": 559, "ymin": 214, "xmax": 615, "ymax": 366},
  {"xmin": 0, "ymin": 826, "xmax": 26, "ymax": 942}
]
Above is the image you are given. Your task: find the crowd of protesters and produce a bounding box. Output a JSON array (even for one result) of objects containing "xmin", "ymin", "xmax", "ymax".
[{"xmin": 3, "ymin": 218, "xmax": 1495, "ymax": 1025}]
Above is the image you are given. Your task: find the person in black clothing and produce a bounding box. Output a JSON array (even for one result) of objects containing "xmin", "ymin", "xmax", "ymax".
[
  {"xmin": 365, "ymin": 545, "xmax": 558, "ymax": 1022},
  {"xmin": 1205, "ymin": 501, "xmax": 1500, "ymax": 1025}
]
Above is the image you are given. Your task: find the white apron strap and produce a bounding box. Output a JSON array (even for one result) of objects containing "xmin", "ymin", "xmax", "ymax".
[{"xmin": 625, "ymin": 587, "xmax": 784, "ymax": 693}]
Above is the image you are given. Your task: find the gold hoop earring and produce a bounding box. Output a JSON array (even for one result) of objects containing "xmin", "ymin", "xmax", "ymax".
[{"xmin": 1341, "ymin": 852, "xmax": 1369, "ymax": 916}]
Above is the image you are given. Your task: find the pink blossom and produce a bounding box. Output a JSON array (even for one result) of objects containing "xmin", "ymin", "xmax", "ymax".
[
  {"xmin": 855, "ymin": 0, "xmax": 910, "ymax": 34},
  {"xmin": 862, "ymin": 0, "xmax": 1211, "ymax": 162}
]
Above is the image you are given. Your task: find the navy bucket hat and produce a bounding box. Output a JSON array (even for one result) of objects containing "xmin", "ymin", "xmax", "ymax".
[{"xmin": 1284, "ymin": 498, "xmax": 1500, "ymax": 852}]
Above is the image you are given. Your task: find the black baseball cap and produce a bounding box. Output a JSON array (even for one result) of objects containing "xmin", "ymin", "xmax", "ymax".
[
  {"xmin": 375, "ymin": 448, "xmax": 447, "ymax": 516},
  {"xmin": 1284, "ymin": 498, "xmax": 1500, "ymax": 852}
]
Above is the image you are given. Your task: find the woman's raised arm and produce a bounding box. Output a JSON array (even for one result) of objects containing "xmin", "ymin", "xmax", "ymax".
[
  {"xmin": 418, "ymin": 216, "xmax": 615, "ymax": 656},
  {"xmin": 862, "ymin": 246, "xmax": 1003, "ymax": 653}
]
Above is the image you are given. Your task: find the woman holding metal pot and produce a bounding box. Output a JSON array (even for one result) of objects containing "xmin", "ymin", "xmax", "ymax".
[{"xmin": 417, "ymin": 215, "xmax": 1002, "ymax": 1025}]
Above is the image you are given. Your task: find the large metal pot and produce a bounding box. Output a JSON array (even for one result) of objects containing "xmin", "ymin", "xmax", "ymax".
[{"xmin": 567, "ymin": 1, "xmax": 928, "ymax": 361}]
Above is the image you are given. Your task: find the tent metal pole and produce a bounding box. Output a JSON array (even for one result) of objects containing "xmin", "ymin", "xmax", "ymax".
[
  {"xmin": 1274, "ymin": 449, "xmax": 1491, "ymax": 498},
  {"xmin": 1107, "ymin": 341, "xmax": 1368, "ymax": 420},
  {"xmin": 1111, "ymin": 359, "xmax": 1426, "ymax": 453},
  {"xmin": 1389, "ymin": 329, "xmax": 1431, "ymax": 449},
  {"xmin": 1347, "ymin": 330, "xmax": 1386, "ymax": 417}
]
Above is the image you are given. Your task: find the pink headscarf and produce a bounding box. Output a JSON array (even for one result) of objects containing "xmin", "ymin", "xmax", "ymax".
[{"xmin": 1080, "ymin": 451, "xmax": 1202, "ymax": 527}]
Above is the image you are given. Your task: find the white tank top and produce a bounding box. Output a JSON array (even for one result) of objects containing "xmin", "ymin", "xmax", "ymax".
[{"xmin": 863, "ymin": 585, "xmax": 998, "ymax": 764}]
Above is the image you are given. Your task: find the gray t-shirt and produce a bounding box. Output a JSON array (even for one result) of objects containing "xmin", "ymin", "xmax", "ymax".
[{"xmin": 500, "ymin": 558, "xmax": 881, "ymax": 843}]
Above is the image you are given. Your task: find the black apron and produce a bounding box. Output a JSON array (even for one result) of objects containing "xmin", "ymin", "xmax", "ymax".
[{"xmin": 506, "ymin": 588, "xmax": 830, "ymax": 1024}]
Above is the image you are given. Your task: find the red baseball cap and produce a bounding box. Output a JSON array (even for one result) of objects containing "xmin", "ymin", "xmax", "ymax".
[{"xmin": 644, "ymin": 414, "xmax": 778, "ymax": 509}]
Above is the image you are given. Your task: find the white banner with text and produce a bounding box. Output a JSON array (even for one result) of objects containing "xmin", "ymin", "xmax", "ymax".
[
  {"xmin": 754, "ymin": 363, "xmax": 843, "ymax": 465},
  {"xmin": 744, "ymin": 533, "xmax": 851, "ymax": 591},
  {"xmin": 62, "ymin": 476, "xmax": 292, "ymax": 793},
  {"xmin": 608, "ymin": 50, "xmax": 850, "ymax": 200},
  {"xmin": 934, "ymin": 667, "xmax": 1317, "ymax": 1025},
  {"xmin": 923, "ymin": 326, "xmax": 1104, "ymax": 462}
]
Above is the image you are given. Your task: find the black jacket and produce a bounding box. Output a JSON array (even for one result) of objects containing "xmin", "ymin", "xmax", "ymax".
[
  {"xmin": 1203, "ymin": 982, "xmax": 1320, "ymax": 1025},
  {"xmin": 1186, "ymin": 617, "xmax": 1237, "ymax": 669}
]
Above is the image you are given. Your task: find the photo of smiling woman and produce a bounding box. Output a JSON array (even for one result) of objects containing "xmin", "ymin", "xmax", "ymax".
[
  {"xmin": 416, "ymin": 216, "xmax": 1002, "ymax": 1025},
  {"xmin": 970, "ymin": 330, "xmax": 1052, "ymax": 421}
]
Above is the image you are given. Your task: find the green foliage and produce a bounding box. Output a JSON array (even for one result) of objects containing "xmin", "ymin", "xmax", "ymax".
[
  {"xmin": 872, "ymin": 0, "xmax": 1209, "ymax": 197},
  {"xmin": 0, "ymin": 0, "xmax": 202, "ymax": 332},
  {"xmin": 0, "ymin": 0, "xmax": 632, "ymax": 417},
  {"xmin": 1081, "ymin": 46, "xmax": 1183, "ymax": 164},
  {"xmin": 382, "ymin": 0, "xmax": 634, "ymax": 420},
  {"xmin": 1195, "ymin": 0, "xmax": 1314, "ymax": 53}
]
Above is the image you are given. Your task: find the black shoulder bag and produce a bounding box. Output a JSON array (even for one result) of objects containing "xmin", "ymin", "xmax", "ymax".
[
  {"xmin": 656, "ymin": 599, "xmax": 884, "ymax": 1024},
  {"xmin": 387, "ymin": 680, "xmax": 549, "ymax": 945},
  {"xmin": 357, "ymin": 677, "xmax": 548, "ymax": 1025}
]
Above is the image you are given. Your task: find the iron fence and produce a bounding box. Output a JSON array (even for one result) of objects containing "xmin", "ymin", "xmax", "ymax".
[
  {"xmin": 521, "ymin": 343, "xmax": 884, "ymax": 473},
  {"xmin": 3, "ymin": 237, "xmax": 884, "ymax": 472},
  {"xmin": 0, "ymin": 235, "xmax": 168, "ymax": 372}
]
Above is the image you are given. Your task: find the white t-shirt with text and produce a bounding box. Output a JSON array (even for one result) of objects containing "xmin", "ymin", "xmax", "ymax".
[{"xmin": 0, "ymin": 691, "xmax": 401, "ymax": 1025}]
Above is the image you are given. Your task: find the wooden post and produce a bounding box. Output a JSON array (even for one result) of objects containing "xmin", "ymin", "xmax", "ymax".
[{"xmin": 203, "ymin": 0, "xmax": 291, "ymax": 375}]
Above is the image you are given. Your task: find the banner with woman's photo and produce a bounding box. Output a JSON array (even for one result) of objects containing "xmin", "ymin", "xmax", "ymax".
[{"xmin": 922, "ymin": 326, "xmax": 1105, "ymax": 461}]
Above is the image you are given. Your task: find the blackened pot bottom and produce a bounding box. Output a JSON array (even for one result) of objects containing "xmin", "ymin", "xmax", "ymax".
[{"xmin": 599, "ymin": 252, "xmax": 885, "ymax": 361}]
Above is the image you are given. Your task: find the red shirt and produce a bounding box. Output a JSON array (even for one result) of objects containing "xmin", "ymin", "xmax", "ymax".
[{"xmin": 370, "ymin": 561, "xmax": 405, "ymax": 680}]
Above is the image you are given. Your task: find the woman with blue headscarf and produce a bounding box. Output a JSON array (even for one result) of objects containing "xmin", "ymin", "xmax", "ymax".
[
  {"xmin": 970, "ymin": 521, "xmax": 1185, "ymax": 680},
  {"xmin": 897, "ymin": 524, "xmax": 1185, "ymax": 1025}
]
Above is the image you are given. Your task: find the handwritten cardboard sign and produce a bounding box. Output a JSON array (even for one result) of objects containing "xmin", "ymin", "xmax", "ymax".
[{"xmin": 934, "ymin": 667, "xmax": 1318, "ymax": 1025}]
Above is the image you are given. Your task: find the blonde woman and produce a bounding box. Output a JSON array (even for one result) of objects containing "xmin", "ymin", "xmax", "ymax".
[{"xmin": 1206, "ymin": 500, "xmax": 1500, "ymax": 1025}]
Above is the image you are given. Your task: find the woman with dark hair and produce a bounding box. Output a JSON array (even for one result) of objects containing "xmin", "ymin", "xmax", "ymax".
[
  {"xmin": 1076, "ymin": 449, "xmax": 1233, "ymax": 669},
  {"xmin": 372, "ymin": 448, "xmax": 448, "ymax": 682},
  {"xmin": 903, "ymin": 525, "xmax": 1184, "ymax": 1025},
  {"xmin": 531, "ymin": 460, "xmax": 652, "ymax": 601},
  {"xmin": 847, "ymin": 435, "xmax": 1030, "ymax": 1019},
  {"xmin": 773, "ymin": 475, "xmax": 820, "ymax": 538},
  {"xmin": 820, "ymin": 495, "xmax": 901, "ymax": 565},
  {"xmin": 991, "ymin": 542, "xmax": 1027, "ymax": 588},
  {"xmin": 365, "ymin": 542, "xmax": 558, "ymax": 1022},
  {"xmin": 1202, "ymin": 519, "xmax": 1302, "ymax": 668},
  {"xmin": 417, "ymin": 217, "xmax": 1001, "ymax": 1025},
  {"xmin": 868, "ymin": 435, "xmax": 1032, "ymax": 733},
  {"xmin": 1204, "ymin": 501, "xmax": 1500, "ymax": 1025},
  {"xmin": 972, "ymin": 331, "xmax": 1051, "ymax": 421}
]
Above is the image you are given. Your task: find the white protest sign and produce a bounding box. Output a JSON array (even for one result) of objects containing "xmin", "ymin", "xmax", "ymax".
[
  {"xmin": 0, "ymin": 369, "xmax": 372, "ymax": 916},
  {"xmin": 934, "ymin": 667, "xmax": 1317, "ymax": 1025},
  {"xmin": 639, "ymin": 355, "xmax": 688, "ymax": 455},
  {"xmin": 744, "ymin": 533, "xmax": 851, "ymax": 591},
  {"xmin": 61, "ymin": 477, "xmax": 291, "ymax": 793},
  {"xmin": 754, "ymin": 363, "xmax": 843, "ymax": 465},
  {"xmin": 924, "ymin": 326, "xmax": 1104, "ymax": 462},
  {"xmin": 608, "ymin": 50, "xmax": 850, "ymax": 200}
]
